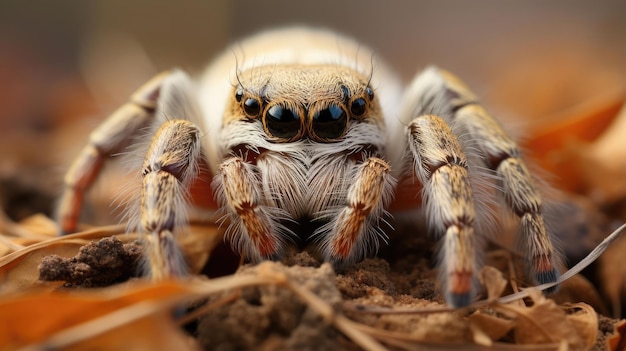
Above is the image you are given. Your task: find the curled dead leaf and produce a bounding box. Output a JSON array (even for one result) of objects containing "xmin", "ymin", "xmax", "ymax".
[
  {"xmin": 496, "ymin": 289, "xmax": 597, "ymax": 350},
  {"xmin": 524, "ymin": 90, "xmax": 625, "ymax": 196},
  {"xmin": 468, "ymin": 311, "xmax": 515, "ymax": 343},
  {"xmin": 607, "ymin": 319, "xmax": 626, "ymax": 351},
  {"xmin": 575, "ymin": 102, "xmax": 626, "ymax": 204},
  {"xmin": 479, "ymin": 265, "xmax": 508, "ymax": 300},
  {"xmin": 563, "ymin": 303, "xmax": 598, "ymax": 349}
]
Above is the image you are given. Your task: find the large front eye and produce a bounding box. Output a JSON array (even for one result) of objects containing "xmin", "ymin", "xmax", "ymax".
[
  {"xmin": 311, "ymin": 104, "xmax": 348, "ymax": 140},
  {"xmin": 264, "ymin": 104, "xmax": 301, "ymax": 140}
]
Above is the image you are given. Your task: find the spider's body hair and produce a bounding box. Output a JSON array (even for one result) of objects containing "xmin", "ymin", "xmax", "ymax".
[{"xmin": 213, "ymin": 113, "xmax": 395, "ymax": 264}]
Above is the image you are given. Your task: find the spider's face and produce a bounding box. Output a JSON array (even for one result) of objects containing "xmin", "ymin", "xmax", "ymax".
[
  {"xmin": 211, "ymin": 63, "xmax": 394, "ymax": 265},
  {"xmin": 225, "ymin": 65, "xmax": 381, "ymax": 144}
]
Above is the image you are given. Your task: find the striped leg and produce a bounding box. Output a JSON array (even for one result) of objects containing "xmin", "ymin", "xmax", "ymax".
[
  {"xmin": 438, "ymin": 69, "xmax": 561, "ymax": 288},
  {"xmin": 140, "ymin": 119, "xmax": 201, "ymax": 279},
  {"xmin": 455, "ymin": 103, "xmax": 560, "ymax": 287},
  {"xmin": 408, "ymin": 114, "xmax": 477, "ymax": 307},
  {"xmin": 214, "ymin": 157, "xmax": 291, "ymax": 263},
  {"xmin": 403, "ymin": 67, "xmax": 560, "ymax": 305},
  {"xmin": 57, "ymin": 72, "xmax": 170, "ymax": 234},
  {"xmin": 322, "ymin": 157, "xmax": 395, "ymax": 267}
]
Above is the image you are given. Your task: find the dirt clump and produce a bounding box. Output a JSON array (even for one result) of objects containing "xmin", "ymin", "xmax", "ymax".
[
  {"xmin": 196, "ymin": 261, "xmax": 350, "ymax": 351},
  {"xmin": 38, "ymin": 236, "xmax": 142, "ymax": 287}
]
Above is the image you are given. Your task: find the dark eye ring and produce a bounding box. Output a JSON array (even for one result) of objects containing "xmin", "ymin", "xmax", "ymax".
[
  {"xmin": 243, "ymin": 97, "xmax": 262, "ymax": 118},
  {"xmin": 350, "ymin": 98, "xmax": 367, "ymax": 117}
]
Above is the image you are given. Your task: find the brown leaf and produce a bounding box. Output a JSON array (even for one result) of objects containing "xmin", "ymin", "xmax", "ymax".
[
  {"xmin": 524, "ymin": 91, "xmax": 625, "ymax": 195},
  {"xmin": 61, "ymin": 311, "xmax": 200, "ymax": 351},
  {"xmin": 607, "ymin": 319, "xmax": 626, "ymax": 351},
  {"xmin": 598, "ymin": 232, "xmax": 626, "ymax": 318},
  {"xmin": 479, "ymin": 265, "xmax": 508, "ymax": 300},
  {"xmin": 468, "ymin": 311, "xmax": 516, "ymax": 342},
  {"xmin": 563, "ymin": 303, "xmax": 598, "ymax": 350},
  {"xmin": 0, "ymin": 280, "xmax": 196, "ymax": 350},
  {"xmin": 576, "ymin": 102, "xmax": 626, "ymax": 204},
  {"xmin": 497, "ymin": 290, "xmax": 597, "ymax": 350},
  {"xmin": 551, "ymin": 273, "xmax": 608, "ymax": 316},
  {"xmin": 177, "ymin": 223, "xmax": 223, "ymax": 274},
  {"xmin": 16, "ymin": 213, "xmax": 60, "ymax": 239}
]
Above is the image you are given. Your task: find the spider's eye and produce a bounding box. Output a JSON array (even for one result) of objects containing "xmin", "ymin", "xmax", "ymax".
[
  {"xmin": 350, "ymin": 98, "xmax": 367, "ymax": 117},
  {"xmin": 366, "ymin": 86, "xmax": 374, "ymax": 101},
  {"xmin": 312, "ymin": 104, "xmax": 348, "ymax": 140},
  {"xmin": 235, "ymin": 89, "xmax": 243, "ymax": 102},
  {"xmin": 243, "ymin": 98, "xmax": 261, "ymax": 118},
  {"xmin": 264, "ymin": 104, "xmax": 301, "ymax": 139}
]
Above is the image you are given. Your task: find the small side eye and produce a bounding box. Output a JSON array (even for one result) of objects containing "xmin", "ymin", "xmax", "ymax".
[
  {"xmin": 235, "ymin": 88, "xmax": 243, "ymax": 102},
  {"xmin": 366, "ymin": 86, "xmax": 374, "ymax": 100},
  {"xmin": 264, "ymin": 104, "xmax": 301, "ymax": 140},
  {"xmin": 350, "ymin": 98, "xmax": 367, "ymax": 117},
  {"xmin": 243, "ymin": 98, "xmax": 261, "ymax": 118}
]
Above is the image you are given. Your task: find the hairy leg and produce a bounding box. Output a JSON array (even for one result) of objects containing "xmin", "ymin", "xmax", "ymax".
[{"xmin": 57, "ymin": 72, "xmax": 171, "ymax": 234}]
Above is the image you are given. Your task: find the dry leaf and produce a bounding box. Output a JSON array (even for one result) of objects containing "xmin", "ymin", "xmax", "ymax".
[
  {"xmin": 176, "ymin": 223, "xmax": 223, "ymax": 274},
  {"xmin": 551, "ymin": 274, "xmax": 608, "ymax": 316},
  {"xmin": 563, "ymin": 303, "xmax": 598, "ymax": 349},
  {"xmin": 598, "ymin": 233, "xmax": 626, "ymax": 318},
  {"xmin": 524, "ymin": 91, "xmax": 624, "ymax": 195},
  {"xmin": 468, "ymin": 311, "xmax": 515, "ymax": 342},
  {"xmin": 60, "ymin": 311, "xmax": 200, "ymax": 351},
  {"xmin": 576, "ymin": 102, "xmax": 626, "ymax": 204},
  {"xmin": 0, "ymin": 280, "xmax": 195, "ymax": 350},
  {"xmin": 607, "ymin": 319, "xmax": 626, "ymax": 351},
  {"xmin": 479, "ymin": 265, "xmax": 508, "ymax": 300},
  {"xmin": 16, "ymin": 214, "xmax": 60, "ymax": 239},
  {"xmin": 497, "ymin": 289, "xmax": 597, "ymax": 350}
]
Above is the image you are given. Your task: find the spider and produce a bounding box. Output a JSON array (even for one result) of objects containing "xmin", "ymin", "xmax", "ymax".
[{"xmin": 57, "ymin": 27, "xmax": 560, "ymax": 307}]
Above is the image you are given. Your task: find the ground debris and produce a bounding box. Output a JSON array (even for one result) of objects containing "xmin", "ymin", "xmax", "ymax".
[
  {"xmin": 38, "ymin": 236, "xmax": 142, "ymax": 287},
  {"xmin": 195, "ymin": 261, "xmax": 349, "ymax": 351}
]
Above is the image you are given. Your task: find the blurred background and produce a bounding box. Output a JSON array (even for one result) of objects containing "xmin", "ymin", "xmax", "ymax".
[
  {"xmin": 1, "ymin": 0, "xmax": 626, "ymax": 317},
  {"xmin": 0, "ymin": 0, "xmax": 625, "ymax": 219}
]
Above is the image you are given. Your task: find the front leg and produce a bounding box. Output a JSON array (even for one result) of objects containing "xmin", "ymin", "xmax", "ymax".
[
  {"xmin": 214, "ymin": 157, "xmax": 292, "ymax": 262},
  {"xmin": 140, "ymin": 119, "xmax": 201, "ymax": 279},
  {"xmin": 319, "ymin": 156, "xmax": 396, "ymax": 267},
  {"xmin": 408, "ymin": 114, "xmax": 478, "ymax": 308}
]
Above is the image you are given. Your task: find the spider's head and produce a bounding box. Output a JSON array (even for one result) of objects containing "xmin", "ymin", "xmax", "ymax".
[{"xmin": 226, "ymin": 64, "xmax": 381, "ymax": 143}]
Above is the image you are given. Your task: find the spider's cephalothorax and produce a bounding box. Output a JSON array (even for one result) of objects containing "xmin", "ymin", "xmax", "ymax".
[
  {"xmin": 57, "ymin": 27, "xmax": 561, "ymax": 307},
  {"xmin": 213, "ymin": 64, "xmax": 395, "ymax": 267}
]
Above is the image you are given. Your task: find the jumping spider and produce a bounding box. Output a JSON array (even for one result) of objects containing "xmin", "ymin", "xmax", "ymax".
[{"xmin": 58, "ymin": 27, "xmax": 560, "ymax": 307}]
